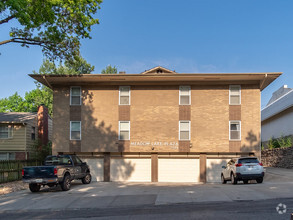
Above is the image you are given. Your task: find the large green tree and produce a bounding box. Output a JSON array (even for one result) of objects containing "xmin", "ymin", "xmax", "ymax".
[{"xmin": 0, "ymin": 0, "xmax": 102, "ymax": 61}]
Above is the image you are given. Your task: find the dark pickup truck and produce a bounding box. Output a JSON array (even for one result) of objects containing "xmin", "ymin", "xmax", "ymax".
[{"xmin": 22, "ymin": 155, "xmax": 91, "ymax": 192}]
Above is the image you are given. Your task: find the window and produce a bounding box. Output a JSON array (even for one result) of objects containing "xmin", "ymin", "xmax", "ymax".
[
  {"xmin": 31, "ymin": 127, "xmax": 36, "ymax": 140},
  {"xmin": 179, "ymin": 86, "xmax": 191, "ymax": 105},
  {"xmin": 0, "ymin": 153, "xmax": 15, "ymax": 161},
  {"xmin": 179, "ymin": 121, "xmax": 190, "ymax": 140},
  {"xmin": 119, "ymin": 86, "xmax": 130, "ymax": 105},
  {"xmin": 0, "ymin": 125, "xmax": 13, "ymax": 139},
  {"xmin": 229, "ymin": 85, "xmax": 241, "ymax": 105},
  {"xmin": 70, "ymin": 87, "xmax": 81, "ymax": 105},
  {"xmin": 70, "ymin": 121, "xmax": 81, "ymax": 140},
  {"xmin": 119, "ymin": 121, "xmax": 130, "ymax": 140},
  {"xmin": 229, "ymin": 121, "xmax": 241, "ymax": 140}
]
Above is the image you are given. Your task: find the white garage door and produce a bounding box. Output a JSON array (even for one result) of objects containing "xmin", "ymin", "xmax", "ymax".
[
  {"xmin": 110, "ymin": 158, "xmax": 151, "ymax": 182},
  {"xmin": 83, "ymin": 158, "xmax": 104, "ymax": 182},
  {"xmin": 206, "ymin": 159, "xmax": 230, "ymax": 183},
  {"xmin": 158, "ymin": 158, "xmax": 199, "ymax": 182}
]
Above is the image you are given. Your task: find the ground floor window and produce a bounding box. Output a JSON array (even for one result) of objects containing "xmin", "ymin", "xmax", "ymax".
[
  {"xmin": 119, "ymin": 121, "xmax": 130, "ymax": 140},
  {"xmin": 179, "ymin": 121, "xmax": 190, "ymax": 140},
  {"xmin": 229, "ymin": 121, "xmax": 241, "ymax": 140},
  {"xmin": 0, "ymin": 152, "xmax": 15, "ymax": 161},
  {"xmin": 70, "ymin": 121, "xmax": 81, "ymax": 140}
]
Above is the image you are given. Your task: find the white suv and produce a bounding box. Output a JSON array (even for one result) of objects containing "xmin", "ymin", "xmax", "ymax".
[{"xmin": 221, "ymin": 157, "xmax": 264, "ymax": 184}]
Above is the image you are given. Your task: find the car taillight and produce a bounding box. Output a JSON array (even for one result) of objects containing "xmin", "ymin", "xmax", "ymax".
[
  {"xmin": 236, "ymin": 163, "xmax": 242, "ymax": 167},
  {"xmin": 54, "ymin": 168, "xmax": 57, "ymax": 175},
  {"xmin": 259, "ymin": 163, "xmax": 263, "ymax": 166},
  {"xmin": 22, "ymin": 169, "xmax": 24, "ymax": 176}
]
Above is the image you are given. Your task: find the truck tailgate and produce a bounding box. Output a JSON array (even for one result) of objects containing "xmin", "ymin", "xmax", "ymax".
[{"xmin": 23, "ymin": 166, "xmax": 56, "ymax": 179}]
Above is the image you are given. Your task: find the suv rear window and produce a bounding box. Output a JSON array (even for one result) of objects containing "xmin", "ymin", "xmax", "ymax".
[
  {"xmin": 45, "ymin": 156, "xmax": 72, "ymax": 165},
  {"xmin": 238, "ymin": 158, "xmax": 259, "ymax": 164}
]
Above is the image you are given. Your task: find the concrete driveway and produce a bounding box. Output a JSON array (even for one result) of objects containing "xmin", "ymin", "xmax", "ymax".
[{"xmin": 0, "ymin": 167, "xmax": 292, "ymax": 212}]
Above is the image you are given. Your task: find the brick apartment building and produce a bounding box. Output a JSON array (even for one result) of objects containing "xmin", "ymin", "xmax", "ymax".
[{"xmin": 31, "ymin": 66, "xmax": 281, "ymax": 182}]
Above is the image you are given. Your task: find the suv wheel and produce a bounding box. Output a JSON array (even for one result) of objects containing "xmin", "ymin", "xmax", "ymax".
[
  {"xmin": 61, "ymin": 174, "xmax": 71, "ymax": 191},
  {"xmin": 221, "ymin": 174, "xmax": 227, "ymax": 184},
  {"xmin": 256, "ymin": 178, "xmax": 263, "ymax": 184},
  {"xmin": 29, "ymin": 183, "xmax": 41, "ymax": 192},
  {"xmin": 231, "ymin": 173, "xmax": 238, "ymax": 185},
  {"xmin": 82, "ymin": 173, "xmax": 92, "ymax": 184}
]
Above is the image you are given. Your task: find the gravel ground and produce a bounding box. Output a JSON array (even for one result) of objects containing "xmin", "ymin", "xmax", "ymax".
[{"xmin": 0, "ymin": 181, "xmax": 28, "ymax": 195}]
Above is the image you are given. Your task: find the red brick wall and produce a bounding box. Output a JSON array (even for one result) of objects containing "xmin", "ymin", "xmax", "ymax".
[{"xmin": 38, "ymin": 105, "xmax": 49, "ymax": 146}]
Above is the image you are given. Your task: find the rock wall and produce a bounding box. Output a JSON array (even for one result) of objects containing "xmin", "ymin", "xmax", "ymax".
[{"xmin": 261, "ymin": 146, "xmax": 293, "ymax": 168}]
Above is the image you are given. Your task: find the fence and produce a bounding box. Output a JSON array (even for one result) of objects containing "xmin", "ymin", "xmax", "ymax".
[{"xmin": 0, "ymin": 160, "xmax": 41, "ymax": 183}]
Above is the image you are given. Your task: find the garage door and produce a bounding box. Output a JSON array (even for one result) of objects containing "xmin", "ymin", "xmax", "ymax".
[
  {"xmin": 206, "ymin": 159, "xmax": 230, "ymax": 183},
  {"xmin": 82, "ymin": 158, "xmax": 104, "ymax": 182},
  {"xmin": 158, "ymin": 158, "xmax": 199, "ymax": 182},
  {"xmin": 110, "ymin": 158, "xmax": 151, "ymax": 182}
]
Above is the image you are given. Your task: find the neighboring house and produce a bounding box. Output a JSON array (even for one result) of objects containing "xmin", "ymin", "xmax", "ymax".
[
  {"xmin": 31, "ymin": 66, "xmax": 281, "ymax": 183},
  {"xmin": 261, "ymin": 85, "xmax": 293, "ymax": 147},
  {"xmin": 0, "ymin": 105, "xmax": 52, "ymax": 160}
]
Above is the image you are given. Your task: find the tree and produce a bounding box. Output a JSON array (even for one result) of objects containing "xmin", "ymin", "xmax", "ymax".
[
  {"xmin": 33, "ymin": 57, "xmax": 95, "ymax": 75},
  {"xmin": 0, "ymin": 0, "xmax": 102, "ymax": 61},
  {"xmin": 0, "ymin": 58, "xmax": 95, "ymax": 115},
  {"xmin": 101, "ymin": 65, "xmax": 117, "ymax": 74}
]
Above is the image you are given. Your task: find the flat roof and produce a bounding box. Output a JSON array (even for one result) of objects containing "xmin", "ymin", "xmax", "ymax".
[{"xmin": 30, "ymin": 72, "xmax": 282, "ymax": 91}]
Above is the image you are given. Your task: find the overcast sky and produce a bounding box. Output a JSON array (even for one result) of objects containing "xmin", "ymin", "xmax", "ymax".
[{"xmin": 0, "ymin": 0, "xmax": 292, "ymax": 108}]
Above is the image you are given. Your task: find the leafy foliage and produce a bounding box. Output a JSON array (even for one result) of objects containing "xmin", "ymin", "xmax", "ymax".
[
  {"xmin": 31, "ymin": 140, "xmax": 52, "ymax": 161},
  {"xmin": 0, "ymin": 58, "xmax": 94, "ymax": 115},
  {"xmin": 0, "ymin": 0, "xmax": 102, "ymax": 61},
  {"xmin": 266, "ymin": 136, "xmax": 293, "ymax": 150},
  {"xmin": 101, "ymin": 65, "xmax": 117, "ymax": 74}
]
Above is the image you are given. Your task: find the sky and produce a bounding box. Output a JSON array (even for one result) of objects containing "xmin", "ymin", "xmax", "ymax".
[{"xmin": 0, "ymin": 0, "xmax": 292, "ymax": 108}]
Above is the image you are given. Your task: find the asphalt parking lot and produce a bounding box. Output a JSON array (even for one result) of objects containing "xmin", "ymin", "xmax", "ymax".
[{"xmin": 0, "ymin": 167, "xmax": 292, "ymax": 212}]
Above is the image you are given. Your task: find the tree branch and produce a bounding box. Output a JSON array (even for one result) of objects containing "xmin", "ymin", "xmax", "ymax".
[
  {"xmin": 0, "ymin": 38, "xmax": 49, "ymax": 48},
  {"xmin": 0, "ymin": 15, "xmax": 15, "ymax": 25}
]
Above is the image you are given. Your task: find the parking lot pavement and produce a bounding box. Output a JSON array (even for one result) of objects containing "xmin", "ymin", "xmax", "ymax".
[{"xmin": 0, "ymin": 167, "xmax": 292, "ymax": 212}]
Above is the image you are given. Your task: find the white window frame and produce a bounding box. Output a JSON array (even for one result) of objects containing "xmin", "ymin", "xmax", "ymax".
[
  {"xmin": 70, "ymin": 86, "xmax": 82, "ymax": 106},
  {"xmin": 0, "ymin": 125, "xmax": 13, "ymax": 139},
  {"xmin": 70, "ymin": 121, "xmax": 81, "ymax": 140},
  {"xmin": 229, "ymin": 120, "xmax": 241, "ymax": 141},
  {"xmin": 119, "ymin": 86, "xmax": 131, "ymax": 105},
  {"xmin": 118, "ymin": 121, "xmax": 130, "ymax": 140},
  {"xmin": 229, "ymin": 85, "xmax": 241, "ymax": 105},
  {"xmin": 179, "ymin": 86, "xmax": 191, "ymax": 105},
  {"xmin": 179, "ymin": 121, "xmax": 190, "ymax": 140}
]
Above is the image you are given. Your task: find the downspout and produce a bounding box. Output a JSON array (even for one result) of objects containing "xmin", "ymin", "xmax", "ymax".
[{"xmin": 43, "ymin": 76, "xmax": 53, "ymax": 89}]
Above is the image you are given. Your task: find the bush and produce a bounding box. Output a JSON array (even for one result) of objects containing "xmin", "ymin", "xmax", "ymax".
[
  {"xmin": 266, "ymin": 136, "xmax": 292, "ymax": 150},
  {"xmin": 30, "ymin": 140, "xmax": 52, "ymax": 161}
]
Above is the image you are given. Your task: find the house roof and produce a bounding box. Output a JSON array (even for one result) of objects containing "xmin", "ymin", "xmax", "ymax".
[
  {"xmin": 0, "ymin": 112, "xmax": 37, "ymax": 124},
  {"xmin": 261, "ymin": 86, "xmax": 293, "ymax": 121},
  {"xmin": 29, "ymin": 66, "xmax": 282, "ymax": 91}
]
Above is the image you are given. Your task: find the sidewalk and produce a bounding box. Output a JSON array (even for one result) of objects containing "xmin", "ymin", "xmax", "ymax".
[{"xmin": 0, "ymin": 167, "xmax": 292, "ymax": 212}]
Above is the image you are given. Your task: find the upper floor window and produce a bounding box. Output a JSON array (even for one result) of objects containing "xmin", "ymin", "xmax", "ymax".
[
  {"xmin": 179, "ymin": 121, "xmax": 190, "ymax": 140},
  {"xmin": 229, "ymin": 85, "xmax": 241, "ymax": 105},
  {"xmin": 119, "ymin": 121, "xmax": 130, "ymax": 140},
  {"xmin": 0, "ymin": 125, "xmax": 13, "ymax": 139},
  {"xmin": 179, "ymin": 86, "xmax": 191, "ymax": 105},
  {"xmin": 229, "ymin": 121, "xmax": 241, "ymax": 140},
  {"xmin": 119, "ymin": 86, "xmax": 130, "ymax": 105},
  {"xmin": 31, "ymin": 126, "xmax": 36, "ymax": 140},
  {"xmin": 70, "ymin": 121, "xmax": 81, "ymax": 140},
  {"xmin": 70, "ymin": 87, "xmax": 81, "ymax": 105}
]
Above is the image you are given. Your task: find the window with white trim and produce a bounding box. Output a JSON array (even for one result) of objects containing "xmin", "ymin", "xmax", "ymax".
[
  {"xmin": 0, "ymin": 125, "xmax": 13, "ymax": 139},
  {"xmin": 70, "ymin": 87, "xmax": 81, "ymax": 105},
  {"xmin": 0, "ymin": 153, "xmax": 15, "ymax": 161},
  {"xmin": 229, "ymin": 121, "xmax": 241, "ymax": 140},
  {"xmin": 179, "ymin": 121, "xmax": 190, "ymax": 140},
  {"xmin": 119, "ymin": 121, "xmax": 130, "ymax": 140},
  {"xmin": 229, "ymin": 85, "xmax": 241, "ymax": 105},
  {"xmin": 119, "ymin": 86, "xmax": 130, "ymax": 105},
  {"xmin": 70, "ymin": 121, "xmax": 81, "ymax": 140},
  {"xmin": 179, "ymin": 86, "xmax": 191, "ymax": 105}
]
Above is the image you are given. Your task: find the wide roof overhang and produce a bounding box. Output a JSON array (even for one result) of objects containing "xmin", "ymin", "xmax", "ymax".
[{"xmin": 30, "ymin": 72, "xmax": 282, "ymax": 91}]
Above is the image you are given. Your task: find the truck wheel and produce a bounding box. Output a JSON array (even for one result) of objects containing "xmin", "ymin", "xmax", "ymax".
[
  {"xmin": 29, "ymin": 183, "xmax": 41, "ymax": 192},
  {"xmin": 256, "ymin": 178, "xmax": 263, "ymax": 183},
  {"xmin": 231, "ymin": 173, "xmax": 238, "ymax": 185},
  {"xmin": 82, "ymin": 173, "xmax": 92, "ymax": 184},
  {"xmin": 61, "ymin": 174, "xmax": 71, "ymax": 191}
]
